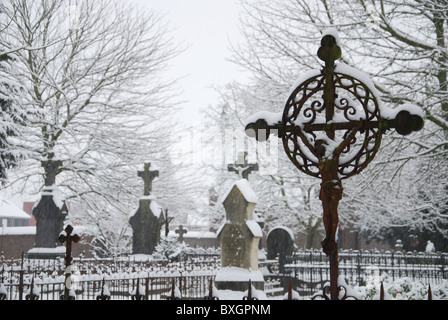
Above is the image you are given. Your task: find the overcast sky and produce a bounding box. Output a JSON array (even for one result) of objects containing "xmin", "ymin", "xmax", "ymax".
[
  {"xmin": 3, "ymin": 1, "xmax": 248, "ymax": 206},
  {"xmin": 135, "ymin": 0, "xmax": 248, "ymax": 125}
]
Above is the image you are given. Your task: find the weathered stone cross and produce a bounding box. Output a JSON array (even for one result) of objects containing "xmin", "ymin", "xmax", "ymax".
[
  {"xmin": 175, "ymin": 225, "xmax": 188, "ymax": 242},
  {"xmin": 227, "ymin": 152, "xmax": 258, "ymax": 180},
  {"xmin": 42, "ymin": 158, "xmax": 62, "ymax": 186},
  {"xmin": 138, "ymin": 163, "xmax": 159, "ymax": 196}
]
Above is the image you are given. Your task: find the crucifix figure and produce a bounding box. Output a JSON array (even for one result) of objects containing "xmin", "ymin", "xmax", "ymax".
[
  {"xmin": 138, "ymin": 163, "xmax": 159, "ymax": 196},
  {"xmin": 245, "ymin": 28, "xmax": 424, "ymax": 300},
  {"xmin": 42, "ymin": 158, "xmax": 63, "ymax": 186},
  {"xmin": 175, "ymin": 225, "xmax": 188, "ymax": 242},
  {"xmin": 227, "ymin": 152, "xmax": 258, "ymax": 180},
  {"xmin": 58, "ymin": 224, "xmax": 81, "ymax": 300}
]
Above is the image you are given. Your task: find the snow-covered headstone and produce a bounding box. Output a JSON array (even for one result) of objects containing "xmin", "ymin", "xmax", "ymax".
[
  {"xmin": 266, "ymin": 226, "xmax": 295, "ymax": 272},
  {"xmin": 129, "ymin": 163, "xmax": 165, "ymax": 255},
  {"xmin": 215, "ymin": 179, "xmax": 264, "ymax": 291},
  {"xmin": 28, "ymin": 158, "xmax": 68, "ymax": 259}
]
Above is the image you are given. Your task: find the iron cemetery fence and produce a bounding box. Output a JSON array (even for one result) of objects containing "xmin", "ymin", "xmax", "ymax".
[
  {"xmin": 0, "ymin": 257, "xmax": 219, "ymax": 300},
  {"xmin": 2, "ymin": 273, "xmax": 216, "ymax": 301},
  {"xmin": 0, "ymin": 253, "xmax": 222, "ymax": 300},
  {"xmin": 283, "ymin": 249, "xmax": 448, "ymax": 297},
  {"xmin": 2, "ymin": 248, "xmax": 447, "ymax": 299}
]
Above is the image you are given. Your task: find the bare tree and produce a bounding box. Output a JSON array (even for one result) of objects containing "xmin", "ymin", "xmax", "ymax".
[{"xmin": 0, "ymin": 0, "xmax": 191, "ymax": 254}]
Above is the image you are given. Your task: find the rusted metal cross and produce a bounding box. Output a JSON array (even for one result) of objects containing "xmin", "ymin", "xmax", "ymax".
[
  {"xmin": 245, "ymin": 29, "xmax": 424, "ymax": 300},
  {"xmin": 228, "ymin": 152, "xmax": 258, "ymax": 180},
  {"xmin": 58, "ymin": 224, "xmax": 81, "ymax": 300},
  {"xmin": 138, "ymin": 163, "xmax": 159, "ymax": 196}
]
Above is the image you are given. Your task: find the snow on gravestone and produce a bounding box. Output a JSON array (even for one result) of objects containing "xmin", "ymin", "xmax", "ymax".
[
  {"xmin": 215, "ymin": 179, "xmax": 264, "ymax": 291},
  {"xmin": 266, "ymin": 226, "xmax": 295, "ymax": 273},
  {"xmin": 28, "ymin": 159, "xmax": 68, "ymax": 259},
  {"xmin": 129, "ymin": 163, "xmax": 165, "ymax": 255}
]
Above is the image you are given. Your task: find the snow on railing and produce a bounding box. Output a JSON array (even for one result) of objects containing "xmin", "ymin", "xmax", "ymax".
[
  {"xmin": 283, "ymin": 248, "xmax": 448, "ymax": 297},
  {"xmin": 0, "ymin": 252, "xmax": 221, "ymax": 300}
]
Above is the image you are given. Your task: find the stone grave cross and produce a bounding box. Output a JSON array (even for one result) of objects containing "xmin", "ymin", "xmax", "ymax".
[
  {"xmin": 130, "ymin": 162, "xmax": 164, "ymax": 255},
  {"xmin": 227, "ymin": 152, "xmax": 258, "ymax": 180},
  {"xmin": 138, "ymin": 163, "xmax": 159, "ymax": 196},
  {"xmin": 175, "ymin": 225, "xmax": 188, "ymax": 242},
  {"xmin": 42, "ymin": 158, "xmax": 62, "ymax": 186}
]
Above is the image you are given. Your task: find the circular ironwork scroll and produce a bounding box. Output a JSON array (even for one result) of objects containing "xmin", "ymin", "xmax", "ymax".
[{"xmin": 282, "ymin": 70, "xmax": 383, "ymax": 180}]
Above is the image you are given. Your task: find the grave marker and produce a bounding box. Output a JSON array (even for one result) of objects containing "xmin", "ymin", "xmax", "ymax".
[
  {"xmin": 28, "ymin": 157, "xmax": 68, "ymax": 259},
  {"xmin": 129, "ymin": 163, "xmax": 165, "ymax": 255},
  {"xmin": 266, "ymin": 227, "xmax": 295, "ymax": 272},
  {"xmin": 215, "ymin": 179, "xmax": 264, "ymax": 291},
  {"xmin": 175, "ymin": 225, "xmax": 188, "ymax": 242},
  {"xmin": 58, "ymin": 224, "xmax": 80, "ymax": 300}
]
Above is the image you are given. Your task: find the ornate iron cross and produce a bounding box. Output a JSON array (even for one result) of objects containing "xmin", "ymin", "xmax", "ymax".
[
  {"xmin": 58, "ymin": 224, "xmax": 81, "ymax": 300},
  {"xmin": 245, "ymin": 29, "xmax": 424, "ymax": 300},
  {"xmin": 138, "ymin": 163, "xmax": 159, "ymax": 196},
  {"xmin": 228, "ymin": 151, "xmax": 259, "ymax": 180}
]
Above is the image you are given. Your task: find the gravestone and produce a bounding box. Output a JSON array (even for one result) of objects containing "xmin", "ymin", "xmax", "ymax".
[
  {"xmin": 175, "ymin": 225, "xmax": 188, "ymax": 242},
  {"xmin": 129, "ymin": 163, "xmax": 165, "ymax": 255},
  {"xmin": 267, "ymin": 227, "xmax": 295, "ymax": 272},
  {"xmin": 228, "ymin": 152, "xmax": 265, "ymax": 252},
  {"xmin": 215, "ymin": 179, "xmax": 264, "ymax": 291},
  {"xmin": 28, "ymin": 159, "xmax": 68, "ymax": 259}
]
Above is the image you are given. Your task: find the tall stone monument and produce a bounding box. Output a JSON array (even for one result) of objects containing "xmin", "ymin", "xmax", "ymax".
[
  {"xmin": 129, "ymin": 163, "xmax": 165, "ymax": 255},
  {"xmin": 28, "ymin": 158, "xmax": 68, "ymax": 259},
  {"xmin": 228, "ymin": 151, "xmax": 265, "ymax": 252},
  {"xmin": 215, "ymin": 179, "xmax": 264, "ymax": 291}
]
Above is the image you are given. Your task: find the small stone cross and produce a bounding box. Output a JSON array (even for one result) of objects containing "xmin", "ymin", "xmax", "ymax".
[
  {"xmin": 175, "ymin": 225, "xmax": 188, "ymax": 242},
  {"xmin": 42, "ymin": 159, "xmax": 63, "ymax": 186},
  {"xmin": 138, "ymin": 163, "xmax": 159, "ymax": 196},
  {"xmin": 227, "ymin": 152, "xmax": 258, "ymax": 180}
]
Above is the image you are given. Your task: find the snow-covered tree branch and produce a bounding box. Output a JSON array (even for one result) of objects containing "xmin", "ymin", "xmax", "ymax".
[{"xmin": 0, "ymin": 0, "xmax": 199, "ymax": 254}]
